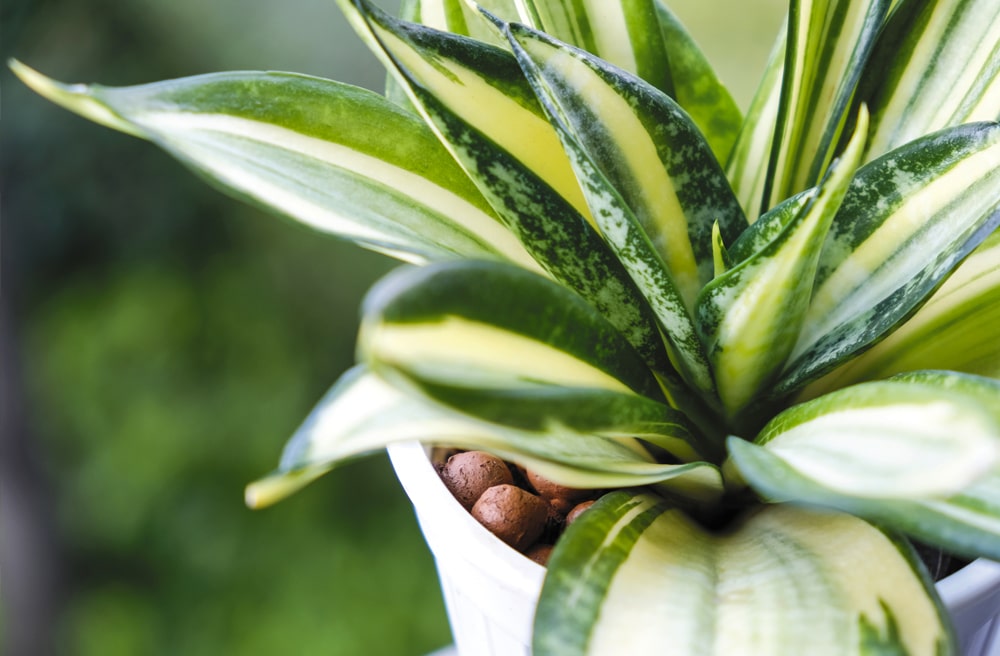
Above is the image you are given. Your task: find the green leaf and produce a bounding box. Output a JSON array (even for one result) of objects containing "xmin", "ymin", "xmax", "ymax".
[
  {"xmin": 653, "ymin": 0, "xmax": 744, "ymax": 164},
  {"xmin": 764, "ymin": 0, "xmax": 890, "ymax": 206},
  {"xmin": 534, "ymin": 491, "xmax": 952, "ymax": 656},
  {"xmin": 339, "ymin": 0, "xmax": 683, "ymax": 384},
  {"xmin": 358, "ymin": 261, "xmax": 722, "ymax": 461},
  {"xmin": 725, "ymin": 27, "xmax": 786, "ymax": 222},
  {"xmin": 778, "ymin": 121, "xmax": 1000, "ymax": 395},
  {"xmin": 337, "ymin": 0, "xmax": 592, "ymax": 221},
  {"xmin": 857, "ymin": 0, "xmax": 1000, "ymax": 162},
  {"xmin": 11, "ymin": 61, "xmax": 538, "ymax": 268},
  {"xmin": 504, "ymin": 0, "xmax": 674, "ymax": 96},
  {"xmin": 731, "ymin": 446, "xmax": 1000, "ymax": 562},
  {"xmin": 736, "ymin": 377, "xmax": 1000, "ymax": 497},
  {"xmin": 245, "ymin": 366, "xmax": 723, "ymax": 509},
  {"xmin": 803, "ymin": 232, "xmax": 1000, "ymax": 396},
  {"xmin": 412, "ymin": 0, "xmax": 512, "ymax": 46},
  {"xmin": 504, "ymin": 23, "xmax": 750, "ymax": 404},
  {"xmin": 695, "ymin": 109, "xmax": 867, "ymax": 422},
  {"xmin": 473, "ymin": 0, "xmax": 743, "ymax": 164},
  {"xmin": 506, "ymin": 23, "xmax": 747, "ymax": 305},
  {"xmin": 729, "ymin": 373, "xmax": 1000, "ymax": 560}
]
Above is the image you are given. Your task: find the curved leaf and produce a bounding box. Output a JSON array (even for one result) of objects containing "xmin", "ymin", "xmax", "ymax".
[
  {"xmin": 245, "ymin": 367, "xmax": 723, "ymax": 508},
  {"xmin": 731, "ymin": 444, "xmax": 1000, "ymax": 562},
  {"xmin": 857, "ymin": 0, "xmax": 1000, "ymax": 162},
  {"xmin": 358, "ymin": 261, "xmax": 722, "ymax": 461},
  {"xmin": 730, "ymin": 372, "xmax": 1000, "ymax": 560},
  {"xmin": 764, "ymin": 0, "xmax": 890, "ymax": 206},
  {"xmin": 535, "ymin": 491, "xmax": 952, "ymax": 656},
  {"xmin": 653, "ymin": 0, "xmax": 743, "ymax": 164},
  {"xmin": 505, "ymin": 22, "xmax": 746, "ymax": 402},
  {"xmin": 778, "ymin": 121, "xmax": 1000, "ymax": 394},
  {"xmin": 11, "ymin": 62, "xmax": 537, "ymax": 268},
  {"xmin": 696, "ymin": 110, "xmax": 867, "ymax": 422},
  {"xmin": 737, "ymin": 377, "xmax": 1000, "ymax": 498},
  {"xmin": 725, "ymin": 26, "xmax": 786, "ymax": 222},
  {"xmin": 338, "ymin": 0, "xmax": 680, "ymax": 383},
  {"xmin": 803, "ymin": 232, "xmax": 1000, "ymax": 396},
  {"xmin": 504, "ymin": 0, "xmax": 674, "ymax": 96}
]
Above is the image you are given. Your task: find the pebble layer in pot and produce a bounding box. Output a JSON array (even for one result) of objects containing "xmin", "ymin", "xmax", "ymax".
[{"xmin": 14, "ymin": 0, "xmax": 1000, "ymax": 654}]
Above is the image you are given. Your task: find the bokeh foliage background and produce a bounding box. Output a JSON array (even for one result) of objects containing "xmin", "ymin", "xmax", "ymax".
[{"xmin": 1, "ymin": 1, "xmax": 784, "ymax": 654}]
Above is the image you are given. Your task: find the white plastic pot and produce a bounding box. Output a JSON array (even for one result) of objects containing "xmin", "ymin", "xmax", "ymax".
[{"xmin": 388, "ymin": 441, "xmax": 1000, "ymax": 656}]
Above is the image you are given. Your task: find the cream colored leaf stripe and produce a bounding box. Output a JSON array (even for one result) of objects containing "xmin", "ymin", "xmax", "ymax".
[
  {"xmin": 725, "ymin": 28, "xmax": 785, "ymax": 222},
  {"xmin": 358, "ymin": 260, "xmax": 662, "ymax": 399},
  {"xmin": 699, "ymin": 111, "xmax": 866, "ymax": 419},
  {"xmin": 506, "ymin": 24, "xmax": 735, "ymax": 401},
  {"xmin": 343, "ymin": 0, "xmax": 681, "ymax": 381},
  {"xmin": 744, "ymin": 380, "xmax": 1000, "ymax": 498},
  {"xmin": 730, "ymin": 442, "xmax": 1000, "ymax": 561},
  {"xmin": 535, "ymin": 492, "xmax": 949, "ymax": 655},
  {"xmin": 246, "ymin": 367, "xmax": 722, "ymax": 509},
  {"xmin": 803, "ymin": 232, "xmax": 1000, "ymax": 395},
  {"xmin": 861, "ymin": 0, "xmax": 1000, "ymax": 160},
  {"xmin": 765, "ymin": 0, "xmax": 889, "ymax": 206},
  {"xmin": 343, "ymin": 0, "xmax": 594, "ymax": 225},
  {"xmin": 514, "ymin": 0, "xmax": 671, "ymax": 94},
  {"xmin": 12, "ymin": 63, "xmax": 538, "ymax": 268},
  {"xmin": 780, "ymin": 121, "xmax": 1000, "ymax": 392}
]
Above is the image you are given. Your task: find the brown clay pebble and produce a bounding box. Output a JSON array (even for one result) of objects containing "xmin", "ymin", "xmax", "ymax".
[
  {"xmin": 525, "ymin": 544, "xmax": 554, "ymax": 566},
  {"xmin": 471, "ymin": 484, "xmax": 548, "ymax": 552},
  {"xmin": 439, "ymin": 451, "xmax": 514, "ymax": 510},
  {"xmin": 566, "ymin": 500, "xmax": 596, "ymax": 526},
  {"xmin": 526, "ymin": 470, "xmax": 592, "ymax": 506}
]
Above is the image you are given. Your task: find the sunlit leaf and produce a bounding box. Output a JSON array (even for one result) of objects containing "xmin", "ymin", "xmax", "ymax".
[{"xmin": 338, "ymin": 0, "xmax": 683, "ymax": 384}]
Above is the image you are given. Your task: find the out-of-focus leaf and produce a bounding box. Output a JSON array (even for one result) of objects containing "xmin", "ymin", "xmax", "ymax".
[{"xmin": 11, "ymin": 62, "xmax": 538, "ymax": 269}]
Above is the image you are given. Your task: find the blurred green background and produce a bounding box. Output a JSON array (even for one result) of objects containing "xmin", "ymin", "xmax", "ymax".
[{"xmin": 2, "ymin": 1, "xmax": 784, "ymax": 654}]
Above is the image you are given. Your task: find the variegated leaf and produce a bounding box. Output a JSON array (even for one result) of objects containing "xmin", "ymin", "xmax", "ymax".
[
  {"xmin": 803, "ymin": 232, "xmax": 1000, "ymax": 397},
  {"xmin": 734, "ymin": 377, "xmax": 1000, "ymax": 497},
  {"xmin": 505, "ymin": 24, "xmax": 748, "ymax": 404},
  {"xmin": 730, "ymin": 451, "xmax": 1000, "ymax": 562},
  {"xmin": 413, "ymin": 0, "xmax": 512, "ymax": 45},
  {"xmin": 729, "ymin": 372, "xmax": 1000, "ymax": 560},
  {"xmin": 338, "ymin": 0, "xmax": 592, "ymax": 221},
  {"xmin": 507, "ymin": 23, "xmax": 747, "ymax": 305},
  {"xmin": 857, "ymin": 0, "xmax": 1000, "ymax": 162},
  {"xmin": 506, "ymin": 0, "xmax": 674, "ymax": 96},
  {"xmin": 245, "ymin": 366, "xmax": 723, "ymax": 508},
  {"xmin": 653, "ymin": 0, "xmax": 744, "ymax": 164},
  {"xmin": 696, "ymin": 109, "xmax": 867, "ymax": 422},
  {"xmin": 471, "ymin": 0, "xmax": 743, "ymax": 163},
  {"xmin": 764, "ymin": 0, "xmax": 889, "ymax": 206},
  {"xmin": 11, "ymin": 62, "xmax": 539, "ymax": 268},
  {"xmin": 725, "ymin": 27, "xmax": 786, "ymax": 222},
  {"xmin": 358, "ymin": 260, "xmax": 722, "ymax": 461},
  {"xmin": 535, "ymin": 491, "xmax": 952, "ymax": 656},
  {"xmin": 778, "ymin": 121, "xmax": 1000, "ymax": 395},
  {"xmin": 339, "ymin": 0, "xmax": 682, "ymax": 383}
]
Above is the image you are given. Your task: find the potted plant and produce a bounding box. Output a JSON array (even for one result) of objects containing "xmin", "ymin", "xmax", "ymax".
[{"xmin": 13, "ymin": 0, "xmax": 1000, "ymax": 653}]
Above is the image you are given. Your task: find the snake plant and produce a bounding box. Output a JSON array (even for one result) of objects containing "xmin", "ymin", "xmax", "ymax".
[{"xmin": 14, "ymin": 0, "xmax": 1000, "ymax": 653}]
